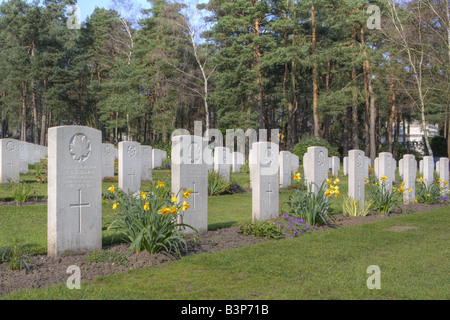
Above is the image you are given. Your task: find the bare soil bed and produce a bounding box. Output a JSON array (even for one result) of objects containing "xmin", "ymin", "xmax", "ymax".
[{"xmin": 0, "ymin": 202, "xmax": 446, "ymax": 296}]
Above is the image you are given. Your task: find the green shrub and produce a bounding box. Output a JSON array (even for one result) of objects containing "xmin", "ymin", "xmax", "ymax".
[
  {"xmin": 238, "ymin": 220, "xmax": 283, "ymax": 239},
  {"xmin": 208, "ymin": 170, "xmax": 232, "ymax": 196},
  {"xmin": 10, "ymin": 182, "xmax": 33, "ymax": 205},
  {"xmin": 342, "ymin": 197, "xmax": 372, "ymax": 217},
  {"xmin": 0, "ymin": 238, "xmax": 32, "ymax": 271},
  {"xmin": 366, "ymin": 174, "xmax": 402, "ymax": 215},
  {"xmin": 283, "ymin": 179, "xmax": 338, "ymax": 226},
  {"xmin": 291, "ymin": 136, "xmax": 340, "ymax": 165},
  {"xmin": 416, "ymin": 176, "xmax": 442, "ymax": 204},
  {"xmin": 105, "ymin": 183, "xmax": 196, "ymax": 256},
  {"xmin": 86, "ymin": 250, "xmax": 129, "ymax": 266}
]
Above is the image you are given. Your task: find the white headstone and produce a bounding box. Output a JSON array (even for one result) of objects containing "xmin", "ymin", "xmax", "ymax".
[
  {"xmin": 402, "ymin": 155, "xmax": 417, "ymax": 204},
  {"xmin": 343, "ymin": 157, "xmax": 348, "ymax": 176},
  {"xmin": 232, "ymin": 151, "xmax": 244, "ymax": 173},
  {"xmin": 40, "ymin": 145, "xmax": 48, "ymax": 159},
  {"xmin": 331, "ymin": 156, "xmax": 340, "ymax": 177},
  {"xmin": 279, "ymin": 151, "xmax": 292, "ymax": 189},
  {"xmin": 423, "ymin": 156, "xmax": 434, "ymax": 188},
  {"xmin": 102, "ymin": 143, "xmax": 115, "ymax": 179},
  {"xmin": 439, "ymin": 157, "xmax": 449, "ymax": 196},
  {"xmin": 379, "ymin": 152, "xmax": 394, "ymax": 192},
  {"xmin": 290, "ymin": 153, "xmax": 299, "ymax": 174},
  {"xmin": 214, "ymin": 146, "xmax": 231, "ymax": 182},
  {"xmin": 364, "ymin": 157, "xmax": 370, "ymax": 179},
  {"xmin": 399, "ymin": 158, "xmax": 404, "ymax": 178},
  {"xmin": 47, "ymin": 126, "xmax": 102, "ymax": 258},
  {"xmin": 419, "ymin": 160, "xmax": 424, "ymax": 175},
  {"xmin": 171, "ymin": 134, "xmax": 208, "ymax": 234},
  {"xmin": 374, "ymin": 157, "xmax": 379, "ymax": 178},
  {"xmin": 348, "ymin": 150, "xmax": 366, "ymax": 209},
  {"xmin": 33, "ymin": 144, "xmax": 41, "ymax": 164},
  {"xmin": 152, "ymin": 149, "xmax": 163, "ymax": 169},
  {"xmin": 251, "ymin": 141, "xmax": 279, "ymax": 222},
  {"xmin": 141, "ymin": 146, "xmax": 153, "ymax": 182},
  {"xmin": 0, "ymin": 139, "xmax": 20, "ymax": 184},
  {"xmin": 119, "ymin": 141, "xmax": 141, "ymax": 194},
  {"xmin": 304, "ymin": 146, "xmax": 329, "ymax": 195},
  {"xmin": 19, "ymin": 141, "xmax": 29, "ymax": 174}
]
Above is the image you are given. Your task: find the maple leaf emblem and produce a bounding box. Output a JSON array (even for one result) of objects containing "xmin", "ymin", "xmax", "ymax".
[{"xmin": 69, "ymin": 134, "xmax": 91, "ymax": 162}]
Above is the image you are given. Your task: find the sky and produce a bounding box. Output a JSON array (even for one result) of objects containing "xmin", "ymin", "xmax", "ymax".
[{"xmin": 76, "ymin": 0, "xmax": 152, "ymax": 21}]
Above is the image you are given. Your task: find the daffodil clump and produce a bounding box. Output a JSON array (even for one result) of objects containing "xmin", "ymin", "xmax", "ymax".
[
  {"xmin": 105, "ymin": 181, "xmax": 196, "ymax": 255},
  {"xmin": 415, "ymin": 176, "xmax": 445, "ymax": 204},
  {"xmin": 366, "ymin": 173, "xmax": 402, "ymax": 215},
  {"xmin": 283, "ymin": 179, "xmax": 335, "ymax": 227}
]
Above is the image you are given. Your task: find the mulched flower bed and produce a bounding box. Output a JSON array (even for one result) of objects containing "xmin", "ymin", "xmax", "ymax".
[{"xmin": 0, "ymin": 202, "xmax": 447, "ymax": 296}]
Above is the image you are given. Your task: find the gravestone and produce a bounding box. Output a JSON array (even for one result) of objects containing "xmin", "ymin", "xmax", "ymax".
[
  {"xmin": 343, "ymin": 157, "xmax": 348, "ymax": 176},
  {"xmin": 119, "ymin": 141, "xmax": 141, "ymax": 194},
  {"xmin": 436, "ymin": 159, "xmax": 440, "ymax": 175},
  {"xmin": 291, "ymin": 153, "xmax": 299, "ymax": 174},
  {"xmin": 402, "ymin": 154, "xmax": 417, "ymax": 204},
  {"xmin": 348, "ymin": 150, "xmax": 366, "ymax": 209},
  {"xmin": 438, "ymin": 157, "xmax": 449, "ymax": 196},
  {"xmin": 232, "ymin": 151, "xmax": 244, "ymax": 173},
  {"xmin": 33, "ymin": 144, "xmax": 41, "ymax": 164},
  {"xmin": 40, "ymin": 145, "xmax": 48, "ymax": 159},
  {"xmin": 141, "ymin": 145, "xmax": 153, "ymax": 182},
  {"xmin": 374, "ymin": 157, "xmax": 379, "ymax": 178},
  {"xmin": 0, "ymin": 139, "xmax": 20, "ymax": 184},
  {"xmin": 214, "ymin": 146, "xmax": 231, "ymax": 182},
  {"xmin": 379, "ymin": 152, "xmax": 394, "ymax": 192},
  {"xmin": 19, "ymin": 141, "xmax": 29, "ymax": 174},
  {"xmin": 331, "ymin": 156, "xmax": 340, "ymax": 177},
  {"xmin": 419, "ymin": 160, "xmax": 423, "ymax": 175},
  {"xmin": 171, "ymin": 134, "xmax": 208, "ymax": 234},
  {"xmin": 251, "ymin": 141, "xmax": 279, "ymax": 222},
  {"xmin": 279, "ymin": 151, "xmax": 292, "ymax": 189},
  {"xmin": 399, "ymin": 158, "xmax": 404, "ymax": 178},
  {"xmin": 304, "ymin": 146, "xmax": 328, "ymax": 194},
  {"xmin": 364, "ymin": 157, "xmax": 370, "ymax": 179},
  {"xmin": 422, "ymin": 156, "xmax": 434, "ymax": 188},
  {"xmin": 101, "ymin": 143, "xmax": 115, "ymax": 180},
  {"xmin": 152, "ymin": 149, "xmax": 163, "ymax": 169},
  {"xmin": 47, "ymin": 126, "xmax": 102, "ymax": 258}
]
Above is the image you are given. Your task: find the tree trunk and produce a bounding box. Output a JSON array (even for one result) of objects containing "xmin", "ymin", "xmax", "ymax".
[
  {"xmin": 388, "ymin": 69, "xmax": 396, "ymax": 153},
  {"xmin": 312, "ymin": 5, "xmax": 320, "ymax": 138},
  {"xmin": 351, "ymin": 25, "xmax": 359, "ymax": 149},
  {"xmin": 20, "ymin": 82, "xmax": 27, "ymax": 141}
]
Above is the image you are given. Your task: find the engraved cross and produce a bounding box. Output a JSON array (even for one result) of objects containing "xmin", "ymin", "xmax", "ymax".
[{"xmin": 70, "ymin": 189, "xmax": 90, "ymax": 234}]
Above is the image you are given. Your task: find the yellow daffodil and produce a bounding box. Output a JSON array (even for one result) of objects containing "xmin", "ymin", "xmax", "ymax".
[
  {"xmin": 408, "ymin": 189, "xmax": 412, "ymax": 193},
  {"xmin": 172, "ymin": 196, "xmax": 178, "ymax": 203},
  {"xmin": 170, "ymin": 206, "xmax": 178, "ymax": 215},
  {"xmin": 445, "ymin": 181, "xmax": 448, "ymax": 185},
  {"xmin": 294, "ymin": 173, "xmax": 301, "ymax": 181},
  {"xmin": 143, "ymin": 202, "xmax": 150, "ymax": 211},
  {"xmin": 156, "ymin": 181, "xmax": 165, "ymax": 189},
  {"xmin": 381, "ymin": 176, "xmax": 387, "ymax": 181},
  {"xmin": 335, "ymin": 192, "xmax": 340, "ymax": 198},
  {"xmin": 112, "ymin": 202, "xmax": 119, "ymax": 210},
  {"xmin": 399, "ymin": 188, "xmax": 404, "ymax": 193},
  {"xmin": 413, "ymin": 199, "xmax": 418, "ymax": 203},
  {"xmin": 183, "ymin": 189, "xmax": 192, "ymax": 199},
  {"xmin": 108, "ymin": 186, "xmax": 115, "ymax": 193},
  {"xmin": 325, "ymin": 190, "xmax": 332, "ymax": 197},
  {"xmin": 140, "ymin": 192, "xmax": 147, "ymax": 200},
  {"xmin": 401, "ymin": 182, "xmax": 405, "ymax": 187},
  {"xmin": 441, "ymin": 187, "xmax": 445, "ymax": 191},
  {"xmin": 334, "ymin": 178, "xmax": 340, "ymax": 184},
  {"xmin": 364, "ymin": 178, "xmax": 368, "ymax": 183},
  {"xmin": 427, "ymin": 194, "xmax": 431, "ymax": 197},
  {"xmin": 419, "ymin": 177, "xmax": 423, "ymax": 182},
  {"xmin": 159, "ymin": 207, "xmax": 170, "ymax": 215},
  {"xmin": 182, "ymin": 201, "xmax": 191, "ymax": 211}
]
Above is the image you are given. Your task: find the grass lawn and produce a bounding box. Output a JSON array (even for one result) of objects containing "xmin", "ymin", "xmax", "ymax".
[{"xmin": 1, "ymin": 206, "xmax": 449, "ymax": 300}]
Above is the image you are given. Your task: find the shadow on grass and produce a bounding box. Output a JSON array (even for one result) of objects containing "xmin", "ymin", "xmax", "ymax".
[{"xmin": 208, "ymin": 221, "xmax": 238, "ymax": 230}]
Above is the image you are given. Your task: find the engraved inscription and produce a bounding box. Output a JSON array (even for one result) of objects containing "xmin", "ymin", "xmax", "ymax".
[{"xmin": 64, "ymin": 165, "xmax": 96, "ymax": 189}]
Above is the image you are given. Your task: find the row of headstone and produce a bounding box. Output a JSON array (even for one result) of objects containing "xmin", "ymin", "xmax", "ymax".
[{"xmin": 0, "ymin": 139, "xmax": 48, "ymax": 184}]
